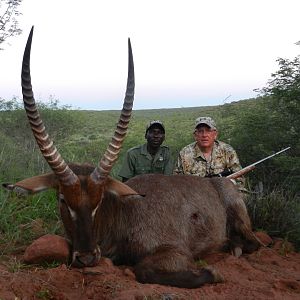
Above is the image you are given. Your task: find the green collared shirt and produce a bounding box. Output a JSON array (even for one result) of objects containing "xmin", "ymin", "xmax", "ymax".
[{"xmin": 119, "ymin": 143, "xmax": 173, "ymax": 180}]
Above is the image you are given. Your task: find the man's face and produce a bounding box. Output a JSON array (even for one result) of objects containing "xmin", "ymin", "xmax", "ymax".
[
  {"xmin": 146, "ymin": 125, "xmax": 165, "ymax": 148},
  {"xmin": 194, "ymin": 124, "xmax": 217, "ymax": 149}
]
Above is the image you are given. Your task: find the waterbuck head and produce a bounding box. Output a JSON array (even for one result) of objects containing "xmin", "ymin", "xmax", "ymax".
[{"xmin": 3, "ymin": 27, "xmax": 137, "ymax": 267}]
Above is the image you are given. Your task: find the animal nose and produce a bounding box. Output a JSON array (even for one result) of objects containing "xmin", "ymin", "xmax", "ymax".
[{"xmin": 73, "ymin": 253, "xmax": 98, "ymax": 267}]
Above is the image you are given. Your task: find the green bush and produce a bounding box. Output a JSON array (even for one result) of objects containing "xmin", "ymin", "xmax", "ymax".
[
  {"xmin": 0, "ymin": 91, "xmax": 299, "ymax": 253},
  {"xmin": 246, "ymin": 185, "xmax": 300, "ymax": 250}
]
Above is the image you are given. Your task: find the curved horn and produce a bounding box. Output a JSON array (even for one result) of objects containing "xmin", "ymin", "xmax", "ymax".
[
  {"xmin": 21, "ymin": 26, "xmax": 78, "ymax": 185},
  {"xmin": 91, "ymin": 38, "xmax": 135, "ymax": 182}
]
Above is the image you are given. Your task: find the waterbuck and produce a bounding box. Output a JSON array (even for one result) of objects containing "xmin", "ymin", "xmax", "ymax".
[{"xmin": 2, "ymin": 27, "xmax": 261, "ymax": 289}]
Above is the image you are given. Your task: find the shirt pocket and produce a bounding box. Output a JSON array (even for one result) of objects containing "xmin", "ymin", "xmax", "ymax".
[
  {"xmin": 190, "ymin": 162, "xmax": 206, "ymax": 176},
  {"xmin": 135, "ymin": 166, "xmax": 152, "ymax": 175},
  {"xmin": 153, "ymin": 162, "xmax": 165, "ymax": 173},
  {"xmin": 211, "ymin": 159, "xmax": 226, "ymax": 174}
]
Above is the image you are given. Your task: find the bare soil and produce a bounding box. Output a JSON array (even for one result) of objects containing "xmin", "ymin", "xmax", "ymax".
[{"xmin": 0, "ymin": 240, "xmax": 300, "ymax": 300}]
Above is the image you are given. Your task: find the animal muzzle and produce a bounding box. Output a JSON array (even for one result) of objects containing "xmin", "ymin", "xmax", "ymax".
[{"xmin": 71, "ymin": 247, "xmax": 101, "ymax": 267}]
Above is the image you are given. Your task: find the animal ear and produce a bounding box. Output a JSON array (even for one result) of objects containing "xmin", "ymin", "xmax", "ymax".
[
  {"xmin": 2, "ymin": 173, "xmax": 58, "ymax": 196},
  {"xmin": 106, "ymin": 177, "xmax": 140, "ymax": 197}
]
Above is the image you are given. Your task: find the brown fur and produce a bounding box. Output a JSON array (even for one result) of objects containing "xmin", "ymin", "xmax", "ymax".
[
  {"xmin": 94, "ymin": 174, "xmax": 260, "ymax": 287},
  {"xmin": 97, "ymin": 174, "xmax": 258, "ymax": 262},
  {"xmin": 3, "ymin": 166, "xmax": 260, "ymax": 288}
]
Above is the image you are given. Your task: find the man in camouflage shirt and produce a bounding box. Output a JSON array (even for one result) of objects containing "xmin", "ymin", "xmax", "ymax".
[
  {"xmin": 119, "ymin": 120, "xmax": 173, "ymax": 182},
  {"xmin": 174, "ymin": 117, "xmax": 244, "ymax": 187}
]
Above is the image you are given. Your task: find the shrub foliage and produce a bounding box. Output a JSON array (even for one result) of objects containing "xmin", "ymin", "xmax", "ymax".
[{"xmin": 0, "ymin": 54, "xmax": 299, "ymax": 252}]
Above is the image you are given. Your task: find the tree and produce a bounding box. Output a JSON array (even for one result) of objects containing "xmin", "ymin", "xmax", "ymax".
[
  {"xmin": 255, "ymin": 56, "xmax": 300, "ymax": 155},
  {"xmin": 257, "ymin": 56, "xmax": 300, "ymax": 130},
  {"xmin": 0, "ymin": 0, "xmax": 22, "ymax": 49},
  {"xmin": 231, "ymin": 55, "xmax": 300, "ymax": 190}
]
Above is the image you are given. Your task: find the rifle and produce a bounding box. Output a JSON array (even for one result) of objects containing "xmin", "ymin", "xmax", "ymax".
[
  {"xmin": 205, "ymin": 168, "xmax": 233, "ymax": 178},
  {"xmin": 227, "ymin": 147, "xmax": 291, "ymax": 180}
]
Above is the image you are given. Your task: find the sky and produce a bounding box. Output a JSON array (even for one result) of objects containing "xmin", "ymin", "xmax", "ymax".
[{"xmin": 0, "ymin": 0, "xmax": 299, "ymax": 110}]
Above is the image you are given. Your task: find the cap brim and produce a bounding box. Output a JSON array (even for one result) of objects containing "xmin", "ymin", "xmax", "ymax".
[
  {"xmin": 147, "ymin": 123, "xmax": 165, "ymax": 132},
  {"xmin": 195, "ymin": 122, "xmax": 215, "ymax": 130}
]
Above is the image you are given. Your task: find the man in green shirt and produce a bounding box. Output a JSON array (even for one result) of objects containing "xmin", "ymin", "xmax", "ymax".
[{"xmin": 119, "ymin": 120, "xmax": 173, "ymax": 182}]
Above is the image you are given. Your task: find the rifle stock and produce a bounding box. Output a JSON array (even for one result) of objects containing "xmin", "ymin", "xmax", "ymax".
[{"xmin": 227, "ymin": 165, "xmax": 255, "ymax": 179}]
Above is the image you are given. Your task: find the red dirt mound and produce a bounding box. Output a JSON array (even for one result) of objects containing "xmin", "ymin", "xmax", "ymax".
[{"xmin": 0, "ymin": 239, "xmax": 299, "ymax": 300}]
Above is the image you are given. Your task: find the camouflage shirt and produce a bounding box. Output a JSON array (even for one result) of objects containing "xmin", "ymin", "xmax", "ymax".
[
  {"xmin": 119, "ymin": 143, "xmax": 173, "ymax": 180},
  {"xmin": 174, "ymin": 140, "xmax": 244, "ymax": 186}
]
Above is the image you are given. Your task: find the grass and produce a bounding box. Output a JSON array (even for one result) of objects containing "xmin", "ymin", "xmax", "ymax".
[
  {"xmin": 1, "ymin": 255, "xmax": 31, "ymax": 273},
  {"xmin": 0, "ymin": 189, "xmax": 63, "ymax": 255},
  {"xmin": 195, "ymin": 259, "xmax": 208, "ymax": 268},
  {"xmin": 246, "ymin": 185, "xmax": 300, "ymax": 250},
  {"xmin": 35, "ymin": 289, "xmax": 54, "ymax": 300},
  {"xmin": 0, "ymin": 97, "xmax": 299, "ymax": 254}
]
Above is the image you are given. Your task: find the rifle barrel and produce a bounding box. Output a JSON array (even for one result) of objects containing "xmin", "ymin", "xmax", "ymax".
[
  {"xmin": 227, "ymin": 147, "xmax": 291, "ymax": 179},
  {"xmin": 249, "ymin": 147, "xmax": 291, "ymax": 168}
]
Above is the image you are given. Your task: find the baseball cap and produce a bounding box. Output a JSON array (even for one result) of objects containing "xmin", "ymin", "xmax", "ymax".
[
  {"xmin": 145, "ymin": 120, "xmax": 165, "ymax": 133},
  {"xmin": 195, "ymin": 117, "xmax": 217, "ymax": 130}
]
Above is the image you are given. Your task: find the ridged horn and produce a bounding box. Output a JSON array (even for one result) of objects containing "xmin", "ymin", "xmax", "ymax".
[
  {"xmin": 91, "ymin": 38, "xmax": 135, "ymax": 182},
  {"xmin": 21, "ymin": 26, "xmax": 78, "ymax": 185}
]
